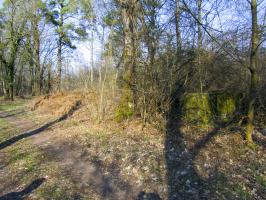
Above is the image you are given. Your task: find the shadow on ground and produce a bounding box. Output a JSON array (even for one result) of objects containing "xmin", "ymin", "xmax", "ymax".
[
  {"xmin": 0, "ymin": 100, "xmax": 81, "ymax": 150},
  {"xmin": 0, "ymin": 178, "xmax": 45, "ymax": 200},
  {"xmin": 39, "ymin": 140, "xmax": 139, "ymax": 199},
  {"xmin": 137, "ymin": 191, "xmax": 162, "ymax": 200},
  {"xmin": 253, "ymin": 131, "xmax": 266, "ymax": 148},
  {"xmin": 0, "ymin": 111, "xmax": 25, "ymax": 119},
  {"xmin": 164, "ymin": 82, "xmax": 237, "ymax": 199}
]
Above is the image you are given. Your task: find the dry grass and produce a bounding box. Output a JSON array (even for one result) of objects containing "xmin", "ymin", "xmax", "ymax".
[
  {"xmin": 25, "ymin": 90, "xmax": 167, "ymax": 197},
  {"xmin": 9, "ymin": 90, "xmax": 265, "ymax": 199},
  {"xmin": 30, "ymin": 91, "xmax": 83, "ymax": 118}
]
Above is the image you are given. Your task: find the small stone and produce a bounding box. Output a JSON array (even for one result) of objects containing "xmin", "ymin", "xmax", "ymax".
[
  {"xmin": 180, "ymin": 171, "xmax": 187, "ymax": 175},
  {"xmin": 204, "ymin": 163, "xmax": 210, "ymax": 169},
  {"xmin": 261, "ymin": 129, "xmax": 266, "ymax": 136},
  {"xmin": 251, "ymin": 188, "xmax": 257, "ymax": 195}
]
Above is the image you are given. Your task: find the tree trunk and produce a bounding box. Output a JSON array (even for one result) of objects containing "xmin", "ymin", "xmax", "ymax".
[
  {"xmin": 90, "ymin": 26, "xmax": 94, "ymax": 86},
  {"xmin": 99, "ymin": 26, "xmax": 105, "ymax": 85},
  {"xmin": 33, "ymin": 24, "xmax": 41, "ymax": 94},
  {"xmin": 57, "ymin": 2, "xmax": 64, "ymax": 92},
  {"xmin": 30, "ymin": 63, "xmax": 34, "ymax": 95},
  {"xmin": 3, "ymin": 79, "xmax": 9, "ymax": 100},
  {"xmin": 47, "ymin": 63, "xmax": 52, "ymax": 94},
  {"xmin": 40, "ymin": 65, "xmax": 44, "ymax": 93},
  {"xmin": 197, "ymin": 0, "xmax": 203, "ymax": 50},
  {"xmin": 197, "ymin": 0, "xmax": 203, "ymax": 93},
  {"xmin": 7, "ymin": 44, "xmax": 19, "ymax": 101},
  {"xmin": 175, "ymin": 0, "xmax": 182, "ymax": 51},
  {"xmin": 246, "ymin": 0, "xmax": 259, "ymax": 144},
  {"xmin": 57, "ymin": 36, "xmax": 62, "ymax": 91},
  {"xmin": 32, "ymin": 0, "xmax": 41, "ymax": 94},
  {"xmin": 15, "ymin": 64, "xmax": 23, "ymax": 96},
  {"xmin": 7, "ymin": 65, "xmax": 14, "ymax": 101},
  {"xmin": 0, "ymin": 62, "xmax": 9, "ymax": 99},
  {"xmin": 119, "ymin": 0, "xmax": 137, "ymax": 112}
]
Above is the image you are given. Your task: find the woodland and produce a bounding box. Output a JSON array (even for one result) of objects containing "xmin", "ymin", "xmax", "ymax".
[{"xmin": 0, "ymin": 0, "xmax": 266, "ymax": 199}]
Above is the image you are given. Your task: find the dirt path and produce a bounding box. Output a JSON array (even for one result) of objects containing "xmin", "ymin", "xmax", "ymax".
[
  {"xmin": 0, "ymin": 110, "xmax": 141, "ymax": 200},
  {"xmin": 0, "ymin": 110, "xmax": 36, "ymax": 132}
]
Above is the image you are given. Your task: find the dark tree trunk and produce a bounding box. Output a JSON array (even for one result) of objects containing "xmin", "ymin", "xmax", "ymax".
[
  {"xmin": 57, "ymin": 2, "xmax": 64, "ymax": 92},
  {"xmin": 175, "ymin": 0, "xmax": 182, "ymax": 51},
  {"xmin": 57, "ymin": 37, "xmax": 62, "ymax": 91}
]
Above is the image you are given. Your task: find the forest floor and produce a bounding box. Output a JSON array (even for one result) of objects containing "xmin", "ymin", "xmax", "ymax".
[{"xmin": 0, "ymin": 93, "xmax": 266, "ymax": 200}]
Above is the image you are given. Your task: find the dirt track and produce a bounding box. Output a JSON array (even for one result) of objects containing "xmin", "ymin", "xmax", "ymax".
[{"xmin": 0, "ymin": 109, "xmax": 144, "ymax": 200}]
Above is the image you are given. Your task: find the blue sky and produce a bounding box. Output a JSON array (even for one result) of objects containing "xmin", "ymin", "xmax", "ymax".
[{"xmin": 0, "ymin": 0, "xmax": 3, "ymax": 7}]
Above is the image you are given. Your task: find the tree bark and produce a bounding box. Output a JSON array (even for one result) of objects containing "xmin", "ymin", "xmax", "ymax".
[
  {"xmin": 90, "ymin": 27, "xmax": 94, "ymax": 85},
  {"xmin": 197, "ymin": 0, "xmax": 203, "ymax": 50},
  {"xmin": 246, "ymin": 0, "xmax": 259, "ymax": 144},
  {"xmin": 119, "ymin": 0, "xmax": 138, "ymax": 111},
  {"xmin": 197, "ymin": 0, "xmax": 203, "ymax": 93},
  {"xmin": 57, "ymin": 37, "xmax": 62, "ymax": 91},
  {"xmin": 175, "ymin": 0, "xmax": 182, "ymax": 51},
  {"xmin": 47, "ymin": 62, "xmax": 52, "ymax": 94},
  {"xmin": 57, "ymin": 2, "xmax": 64, "ymax": 92},
  {"xmin": 32, "ymin": 14, "xmax": 41, "ymax": 94},
  {"xmin": 7, "ymin": 40, "xmax": 20, "ymax": 101}
]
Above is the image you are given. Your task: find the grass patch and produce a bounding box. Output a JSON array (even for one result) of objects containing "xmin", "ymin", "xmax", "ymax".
[
  {"xmin": 8, "ymin": 143, "xmax": 42, "ymax": 173},
  {"xmin": 38, "ymin": 183, "xmax": 70, "ymax": 200},
  {"xmin": 85, "ymin": 130, "xmax": 110, "ymax": 146},
  {"xmin": 256, "ymin": 175, "xmax": 266, "ymax": 189},
  {"xmin": 63, "ymin": 119, "xmax": 80, "ymax": 128},
  {"xmin": 0, "ymin": 99, "xmax": 25, "ymax": 112},
  {"xmin": 4, "ymin": 142, "xmax": 71, "ymax": 199},
  {"xmin": 0, "ymin": 118, "xmax": 18, "ymax": 142},
  {"xmin": 233, "ymin": 183, "xmax": 251, "ymax": 200},
  {"xmin": 0, "ymin": 118, "xmax": 6, "ymax": 126}
]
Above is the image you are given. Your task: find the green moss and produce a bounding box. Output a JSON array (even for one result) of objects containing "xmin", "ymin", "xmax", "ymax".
[
  {"xmin": 216, "ymin": 93, "xmax": 236, "ymax": 121},
  {"xmin": 115, "ymin": 88, "xmax": 133, "ymax": 122},
  {"xmin": 182, "ymin": 93, "xmax": 212, "ymax": 124},
  {"xmin": 182, "ymin": 92, "xmax": 238, "ymax": 124},
  {"xmin": 115, "ymin": 103, "xmax": 133, "ymax": 122}
]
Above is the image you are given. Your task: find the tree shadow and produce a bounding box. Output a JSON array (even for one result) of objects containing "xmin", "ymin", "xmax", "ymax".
[
  {"xmin": 0, "ymin": 100, "xmax": 81, "ymax": 150},
  {"xmin": 0, "ymin": 178, "xmax": 46, "ymax": 200},
  {"xmin": 38, "ymin": 140, "xmax": 137, "ymax": 199},
  {"xmin": 253, "ymin": 132, "xmax": 266, "ymax": 148},
  {"xmin": 165, "ymin": 85, "xmax": 234, "ymax": 199},
  {"xmin": 0, "ymin": 118, "xmax": 63, "ymax": 150},
  {"xmin": 87, "ymin": 154, "xmax": 164, "ymax": 199},
  {"xmin": 40, "ymin": 137, "xmax": 165, "ymax": 199},
  {"xmin": 89, "ymin": 155, "xmax": 135, "ymax": 199},
  {"xmin": 0, "ymin": 110, "xmax": 25, "ymax": 118},
  {"xmin": 137, "ymin": 191, "xmax": 162, "ymax": 200}
]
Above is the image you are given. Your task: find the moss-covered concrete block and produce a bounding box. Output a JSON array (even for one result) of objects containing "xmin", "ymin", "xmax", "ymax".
[
  {"xmin": 216, "ymin": 93, "xmax": 236, "ymax": 121},
  {"xmin": 182, "ymin": 93, "xmax": 212, "ymax": 124},
  {"xmin": 182, "ymin": 92, "xmax": 238, "ymax": 124}
]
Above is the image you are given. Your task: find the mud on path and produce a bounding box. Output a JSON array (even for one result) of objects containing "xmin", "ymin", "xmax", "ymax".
[{"xmin": 0, "ymin": 109, "xmax": 143, "ymax": 200}]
